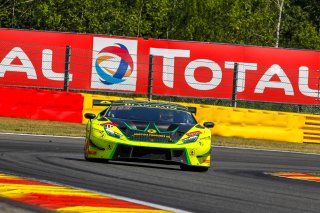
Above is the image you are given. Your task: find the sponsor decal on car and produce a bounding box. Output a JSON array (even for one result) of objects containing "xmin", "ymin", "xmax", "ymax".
[
  {"xmin": 133, "ymin": 132, "xmax": 171, "ymax": 140},
  {"xmin": 100, "ymin": 122, "xmax": 117, "ymax": 129},
  {"xmin": 186, "ymin": 131, "xmax": 202, "ymax": 137},
  {"xmin": 147, "ymin": 129, "xmax": 157, "ymax": 134}
]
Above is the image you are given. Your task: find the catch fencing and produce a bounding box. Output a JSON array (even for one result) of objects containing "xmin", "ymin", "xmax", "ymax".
[{"xmin": 0, "ymin": 29, "xmax": 319, "ymax": 113}]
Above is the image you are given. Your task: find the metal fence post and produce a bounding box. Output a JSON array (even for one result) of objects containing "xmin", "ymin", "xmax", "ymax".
[
  {"xmin": 148, "ymin": 55, "xmax": 154, "ymax": 101},
  {"xmin": 64, "ymin": 45, "xmax": 71, "ymax": 91},
  {"xmin": 231, "ymin": 62, "xmax": 239, "ymax": 107}
]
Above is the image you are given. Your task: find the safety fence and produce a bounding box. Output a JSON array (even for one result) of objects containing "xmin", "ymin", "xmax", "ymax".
[
  {"xmin": 2, "ymin": 29, "xmax": 320, "ymax": 143},
  {"xmin": 1, "ymin": 85, "xmax": 319, "ymax": 144},
  {"xmin": 0, "ymin": 29, "xmax": 319, "ymax": 114}
]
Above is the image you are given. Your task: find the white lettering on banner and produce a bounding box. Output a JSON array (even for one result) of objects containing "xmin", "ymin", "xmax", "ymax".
[
  {"xmin": 255, "ymin": 64, "xmax": 294, "ymax": 95},
  {"xmin": 225, "ymin": 61, "xmax": 258, "ymax": 92},
  {"xmin": 150, "ymin": 48, "xmax": 190, "ymax": 88},
  {"xmin": 0, "ymin": 47, "xmax": 36, "ymax": 79},
  {"xmin": 185, "ymin": 59, "xmax": 222, "ymax": 90},
  {"xmin": 298, "ymin": 66, "xmax": 319, "ymax": 97},
  {"xmin": 42, "ymin": 49, "xmax": 72, "ymax": 81}
]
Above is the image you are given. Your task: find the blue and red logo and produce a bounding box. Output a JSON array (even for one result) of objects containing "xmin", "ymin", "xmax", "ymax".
[{"xmin": 95, "ymin": 43, "xmax": 134, "ymax": 85}]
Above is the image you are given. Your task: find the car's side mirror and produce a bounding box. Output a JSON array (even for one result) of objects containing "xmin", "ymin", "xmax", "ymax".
[
  {"xmin": 188, "ymin": 107, "xmax": 197, "ymax": 114},
  {"xmin": 85, "ymin": 113, "xmax": 96, "ymax": 120},
  {"xmin": 203, "ymin": 122, "xmax": 214, "ymax": 128}
]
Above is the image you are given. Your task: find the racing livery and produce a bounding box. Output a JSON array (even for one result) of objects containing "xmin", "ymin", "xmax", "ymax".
[{"xmin": 84, "ymin": 100, "xmax": 214, "ymax": 171}]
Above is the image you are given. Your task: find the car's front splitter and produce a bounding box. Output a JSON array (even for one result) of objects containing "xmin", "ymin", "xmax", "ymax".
[{"xmin": 112, "ymin": 144, "xmax": 189, "ymax": 165}]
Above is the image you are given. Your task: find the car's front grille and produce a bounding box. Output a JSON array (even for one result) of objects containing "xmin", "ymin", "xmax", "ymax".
[
  {"xmin": 123, "ymin": 129, "xmax": 180, "ymax": 143},
  {"xmin": 112, "ymin": 144, "xmax": 188, "ymax": 164}
]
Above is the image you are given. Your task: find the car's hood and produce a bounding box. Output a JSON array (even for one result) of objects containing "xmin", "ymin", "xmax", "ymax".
[{"xmin": 108, "ymin": 118, "xmax": 195, "ymax": 143}]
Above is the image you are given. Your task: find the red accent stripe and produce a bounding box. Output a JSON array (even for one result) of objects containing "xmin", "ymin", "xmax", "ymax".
[
  {"xmin": 307, "ymin": 178, "xmax": 320, "ymax": 182},
  {"xmin": 275, "ymin": 173, "xmax": 320, "ymax": 182},
  {"xmin": 14, "ymin": 194, "xmax": 156, "ymax": 210},
  {"xmin": 278, "ymin": 173, "xmax": 309, "ymax": 177}
]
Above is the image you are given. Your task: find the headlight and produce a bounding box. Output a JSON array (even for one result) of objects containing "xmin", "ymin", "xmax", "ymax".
[
  {"xmin": 182, "ymin": 135, "xmax": 199, "ymax": 144},
  {"xmin": 105, "ymin": 128, "xmax": 122, "ymax": 139}
]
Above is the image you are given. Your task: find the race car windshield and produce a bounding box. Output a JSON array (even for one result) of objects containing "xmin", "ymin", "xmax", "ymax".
[{"xmin": 105, "ymin": 106, "xmax": 197, "ymax": 124}]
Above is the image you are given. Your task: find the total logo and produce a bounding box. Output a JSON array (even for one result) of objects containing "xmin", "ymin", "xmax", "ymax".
[
  {"xmin": 91, "ymin": 37, "xmax": 137, "ymax": 91},
  {"xmin": 95, "ymin": 43, "xmax": 133, "ymax": 85}
]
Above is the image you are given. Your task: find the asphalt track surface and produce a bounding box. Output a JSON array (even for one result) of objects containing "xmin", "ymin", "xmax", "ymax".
[{"xmin": 0, "ymin": 133, "xmax": 320, "ymax": 213}]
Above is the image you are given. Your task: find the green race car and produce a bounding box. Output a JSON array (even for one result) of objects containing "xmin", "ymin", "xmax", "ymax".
[{"xmin": 84, "ymin": 100, "xmax": 214, "ymax": 171}]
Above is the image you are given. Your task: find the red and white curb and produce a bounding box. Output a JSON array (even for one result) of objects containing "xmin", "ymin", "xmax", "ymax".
[
  {"xmin": 270, "ymin": 172, "xmax": 320, "ymax": 183},
  {"xmin": 0, "ymin": 173, "xmax": 188, "ymax": 212}
]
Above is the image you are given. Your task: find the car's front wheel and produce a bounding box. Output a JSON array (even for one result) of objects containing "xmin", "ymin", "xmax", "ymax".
[
  {"xmin": 84, "ymin": 139, "xmax": 109, "ymax": 162},
  {"xmin": 84, "ymin": 139, "xmax": 97, "ymax": 161},
  {"xmin": 84, "ymin": 139, "xmax": 91, "ymax": 160},
  {"xmin": 180, "ymin": 165, "xmax": 209, "ymax": 172}
]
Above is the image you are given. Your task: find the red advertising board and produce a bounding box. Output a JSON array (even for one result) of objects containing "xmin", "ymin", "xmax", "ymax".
[
  {"xmin": 147, "ymin": 39, "xmax": 320, "ymax": 104},
  {"xmin": 0, "ymin": 86, "xmax": 83, "ymax": 123},
  {"xmin": 147, "ymin": 39, "xmax": 240, "ymax": 99},
  {"xmin": 0, "ymin": 29, "xmax": 93, "ymax": 89},
  {"xmin": 0, "ymin": 28, "xmax": 319, "ymax": 104}
]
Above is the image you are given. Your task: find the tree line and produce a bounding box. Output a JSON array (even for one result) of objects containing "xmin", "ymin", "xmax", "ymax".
[{"xmin": 0, "ymin": 0, "xmax": 319, "ymax": 50}]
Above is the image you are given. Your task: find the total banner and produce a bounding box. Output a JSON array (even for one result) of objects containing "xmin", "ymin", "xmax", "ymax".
[
  {"xmin": 148, "ymin": 39, "xmax": 320, "ymax": 104},
  {"xmin": 0, "ymin": 29, "xmax": 319, "ymax": 105}
]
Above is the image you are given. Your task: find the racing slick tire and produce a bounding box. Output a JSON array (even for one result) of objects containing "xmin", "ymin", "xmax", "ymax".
[{"xmin": 180, "ymin": 164, "xmax": 209, "ymax": 172}]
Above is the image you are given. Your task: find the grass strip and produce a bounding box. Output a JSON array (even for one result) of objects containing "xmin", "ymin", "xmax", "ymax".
[{"xmin": 0, "ymin": 117, "xmax": 86, "ymax": 137}]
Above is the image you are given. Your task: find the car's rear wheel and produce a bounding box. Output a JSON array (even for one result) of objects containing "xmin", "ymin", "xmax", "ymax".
[{"xmin": 180, "ymin": 165, "xmax": 209, "ymax": 172}]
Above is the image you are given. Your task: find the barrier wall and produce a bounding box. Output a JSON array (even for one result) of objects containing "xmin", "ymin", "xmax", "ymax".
[
  {"xmin": 193, "ymin": 106, "xmax": 305, "ymax": 143},
  {"xmin": 0, "ymin": 87, "xmax": 83, "ymax": 123},
  {"xmin": 0, "ymin": 86, "xmax": 316, "ymax": 144},
  {"xmin": 81, "ymin": 93, "xmax": 311, "ymax": 143}
]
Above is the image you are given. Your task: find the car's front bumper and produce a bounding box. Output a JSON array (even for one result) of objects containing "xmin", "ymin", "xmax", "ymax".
[{"xmin": 85, "ymin": 133, "xmax": 211, "ymax": 167}]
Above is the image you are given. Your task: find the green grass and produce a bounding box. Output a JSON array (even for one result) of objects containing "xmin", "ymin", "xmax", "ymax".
[
  {"xmin": 1, "ymin": 116, "xmax": 320, "ymax": 154},
  {"xmin": 0, "ymin": 117, "xmax": 86, "ymax": 137}
]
